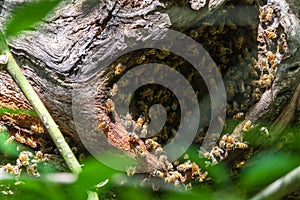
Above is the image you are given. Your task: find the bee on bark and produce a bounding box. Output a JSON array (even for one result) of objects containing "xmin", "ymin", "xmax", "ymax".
[{"xmin": 114, "ymin": 63, "xmax": 125, "ymax": 75}]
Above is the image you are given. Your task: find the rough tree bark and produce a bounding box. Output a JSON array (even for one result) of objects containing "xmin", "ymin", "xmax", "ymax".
[{"xmin": 0, "ymin": 0, "xmax": 300, "ymax": 175}]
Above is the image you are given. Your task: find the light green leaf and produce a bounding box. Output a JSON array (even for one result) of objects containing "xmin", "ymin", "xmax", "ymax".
[{"xmin": 5, "ymin": 0, "xmax": 61, "ymax": 37}]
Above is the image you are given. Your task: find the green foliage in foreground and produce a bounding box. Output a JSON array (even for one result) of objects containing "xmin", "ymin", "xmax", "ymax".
[
  {"xmin": 1, "ymin": 123, "xmax": 300, "ymax": 200},
  {"xmin": 4, "ymin": 0, "xmax": 61, "ymax": 37}
]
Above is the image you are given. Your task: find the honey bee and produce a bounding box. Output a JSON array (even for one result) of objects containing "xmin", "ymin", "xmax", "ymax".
[
  {"xmin": 154, "ymin": 146, "xmax": 163, "ymax": 156},
  {"xmin": 152, "ymin": 183, "xmax": 159, "ymax": 192},
  {"xmin": 279, "ymin": 33, "xmax": 288, "ymax": 52},
  {"xmin": 235, "ymin": 37, "xmax": 244, "ymax": 49},
  {"xmin": 124, "ymin": 113, "xmax": 133, "ymax": 130},
  {"xmin": 219, "ymin": 135, "xmax": 227, "ymax": 149},
  {"xmin": 219, "ymin": 134, "xmax": 234, "ymax": 150},
  {"xmin": 136, "ymin": 116, "xmax": 144, "ymax": 128},
  {"xmin": 158, "ymin": 154, "xmax": 168, "ymax": 163},
  {"xmin": 244, "ymin": 85, "xmax": 252, "ymax": 99},
  {"xmin": 209, "ymin": 26, "xmax": 218, "ymax": 35},
  {"xmin": 165, "ymin": 160, "xmax": 174, "ymax": 171},
  {"xmin": 4, "ymin": 163, "xmax": 18, "ymax": 174},
  {"xmin": 234, "ymin": 141, "xmax": 249, "ymax": 149},
  {"xmin": 15, "ymin": 132, "xmax": 26, "ymax": 144},
  {"xmin": 265, "ymin": 30, "xmax": 277, "ymax": 39},
  {"xmin": 137, "ymin": 101, "xmax": 148, "ymax": 113},
  {"xmin": 174, "ymin": 179, "xmax": 181, "ymax": 187},
  {"xmin": 135, "ymin": 145, "xmax": 147, "ymax": 157},
  {"xmin": 226, "ymin": 81, "xmax": 236, "ymax": 100},
  {"xmin": 183, "ymin": 153, "xmax": 189, "ymax": 160},
  {"xmin": 253, "ymin": 58, "xmax": 259, "ymax": 69},
  {"xmin": 157, "ymin": 49, "xmax": 170, "ymax": 60},
  {"xmin": 26, "ymin": 164, "xmax": 38, "ymax": 176},
  {"xmin": 114, "ymin": 63, "xmax": 125, "ymax": 75},
  {"xmin": 166, "ymin": 112, "xmax": 177, "ymax": 124},
  {"xmin": 260, "ymin": 57, "xmax": 268, "ymax": 71},
  {"xmin": 242, "ymin": 120, "xmax": 252, "ymax": 132},
  {"xmin": 98, "ymin": 121, "xmax": 108, "ymax": 131},
  {"xmin": 137, "ymin": 55, "xmax": 146, "ymax": 64},
  {"xmin": 234, "ymin": 160, "xmax": 245, "ymax": 168},
  {"xmin": 197, "ymin": 171, "xmax": 208, "ymax": 182},
  {"xmin": 26, "ymin": 137, "xmax": 37, "ymax": 148},
  {"xmin": 243, "ymin": 48, "xmax": 250, "ymax": 59},
  {"xmin": 126, "ymin": 166, "xmax": 136, "ymax": 176},
  {"xmin": 190, "ymin": 29, "xmax": 199, "ymax": 39},
  {"xmin": 35, "ymin": 151, "xmax": 44, "ymax": 161},
  {"xmin": 153, "ymin": 169, "xmax": 164, "ymax": 178},
  {"xmin": 106, "ymin": 98, "xmax": 115, "ymax": 113},
  {"xmin": 109, "ymin": 83, "xmax": 118, "ymax": 97},
  {"xmin": 219, "ymin": 55, "xmax": 229, "ymax": 65},
  {"xmin": 266, "ymin": 51, "xmax": 275, "ymax": 65},
  {"xmin": 30, "ymin": 124, "xmax": 45, "ymax": 134},
  {"xmin": 210, "ymin": 146, "xmax": 226, "ymax": 161},
  {"xmin": 259, "ymin": 74, "xmax": 272, "ymax": 88},
  {"xmin": 198, "ymin": 147, "xmax": 210, "ymax": 159},
  {"xmin": 227, "ymin": 20, "xmax": 237, "ymax": 30},
  {"xmin": 145, "ymin": 49, "xmax": 157, "ymax": 56},
  {"xmin": 260, "ymin": 127, "xmax": 270, "ymax": 137},
  {"xmin": 248, "ymin": 65, "xmax": 259, "ymax": 78},
  {"xmin": 5, "ymin": 136, "xmax": 15, "ymax": 144},
  {"xmin": 245, "ymin": 147, "xmax": 254, "ymax": 159},
  {"xmin": 233, "ymin": 112, "xmax": 245, "ymax": 120},
  {"xmin": 128, "ymin": 132, "xmax": 139, "ymax": 144},
  {"xmin": 191, "ymin": 162, "xmax": 200, "ymax": 177},
  {"xmin": 232, "ymin": 101, "xmax": 239, "ymax": 113},
  {"xmin": 259, "ymin": 6, "xmax": 273, "ymax": 22},
  {"xmin": 238, "ymin": 80, "xmax": 245, "ymax": 93},
  {"xmin": 140, "ymin": 124, "xmax": 148, "ymax": 138},
  {"xmin": 145, "ymin": 138, "xmax": 161, "ymax": 152},
  {"xmin": 218, "ymin": 22, "xmax": 226, "ymax": 34},
  {"xmin": 173, "ymin": 160, "xmax": 180, "ymax": 166},
  {"xmin": 17, "ymin": 151, "xmax": 33, "ymax": 166},
  {"xmin": 252, "ymin": 88, "xmax": 261, "ymax": 101},
  {"xmin": 165, "ymin": 171, "xmax": 185, "ymax": 183},
  {"xmin": 177, "ymin": 161, "xmax": 192, "ymax": 172}
]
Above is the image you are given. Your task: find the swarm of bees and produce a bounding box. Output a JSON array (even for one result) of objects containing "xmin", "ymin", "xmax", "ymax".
[
  {"xmin": 255, "ymin": 1, "xmax": 288, "ymax": 90},
  {"xmin": 149, "ymin": 158, "xmax": 208, "ymax": 188},
  {"xmin": 10, "ymin": 130, "xmax": 38, "ymax": 149},
  {"xmin": 199, "ymin": 131, "xmax": 249, "ymax": 166},
  {"xmin": 98, "ymin": 0, "xmax": 290, "ymax": 192},
  {"xmin": 0, "ymin": 150, "xmax": 46, "ymax": 177}
]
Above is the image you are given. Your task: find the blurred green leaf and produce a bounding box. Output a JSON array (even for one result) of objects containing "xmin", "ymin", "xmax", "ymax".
[
  {"xmin": 15, "ymin": 179, "xmax": 66, "ymax": 200},
  {"xmin": 76, "ymin": 157, "xmax": 119, "ymax": 191},
  {"xmin": 4, "ymin": 0, "xmax": 61, "ymax": 37},
  {"xmin": 240, "ymin": 152, "xmax": 300, "ymax": 191},
  {"xmin": 207, "ymin": 162, "xmax": 230, "ymax": 185},
  {"xmin": 118, "ymin": 186, "xmax": 152, "ymax": 200}
]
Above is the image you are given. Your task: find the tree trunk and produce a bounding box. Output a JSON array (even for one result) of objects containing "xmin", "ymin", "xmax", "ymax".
[{"xmin": 1, "ymin": 0, "xmax": 300, "ymax": 175}]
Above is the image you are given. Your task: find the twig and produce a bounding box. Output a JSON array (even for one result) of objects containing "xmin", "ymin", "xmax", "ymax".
[
  {"xmin": 0, "ymin": 32, "xmax": 82, "ymax": 174},
  {"xmin": 250, "ymin": 165, "xmax": 300, "ymax": 200}
]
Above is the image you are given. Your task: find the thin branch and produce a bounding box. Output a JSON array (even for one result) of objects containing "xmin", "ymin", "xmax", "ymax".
[
  {"xmin": 0, "ymin": 32, "xmax": 82, "ymax": 174},
  {"xmin": 250, "ymin": 165, "xmax": 300, "ymax": 200}
]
